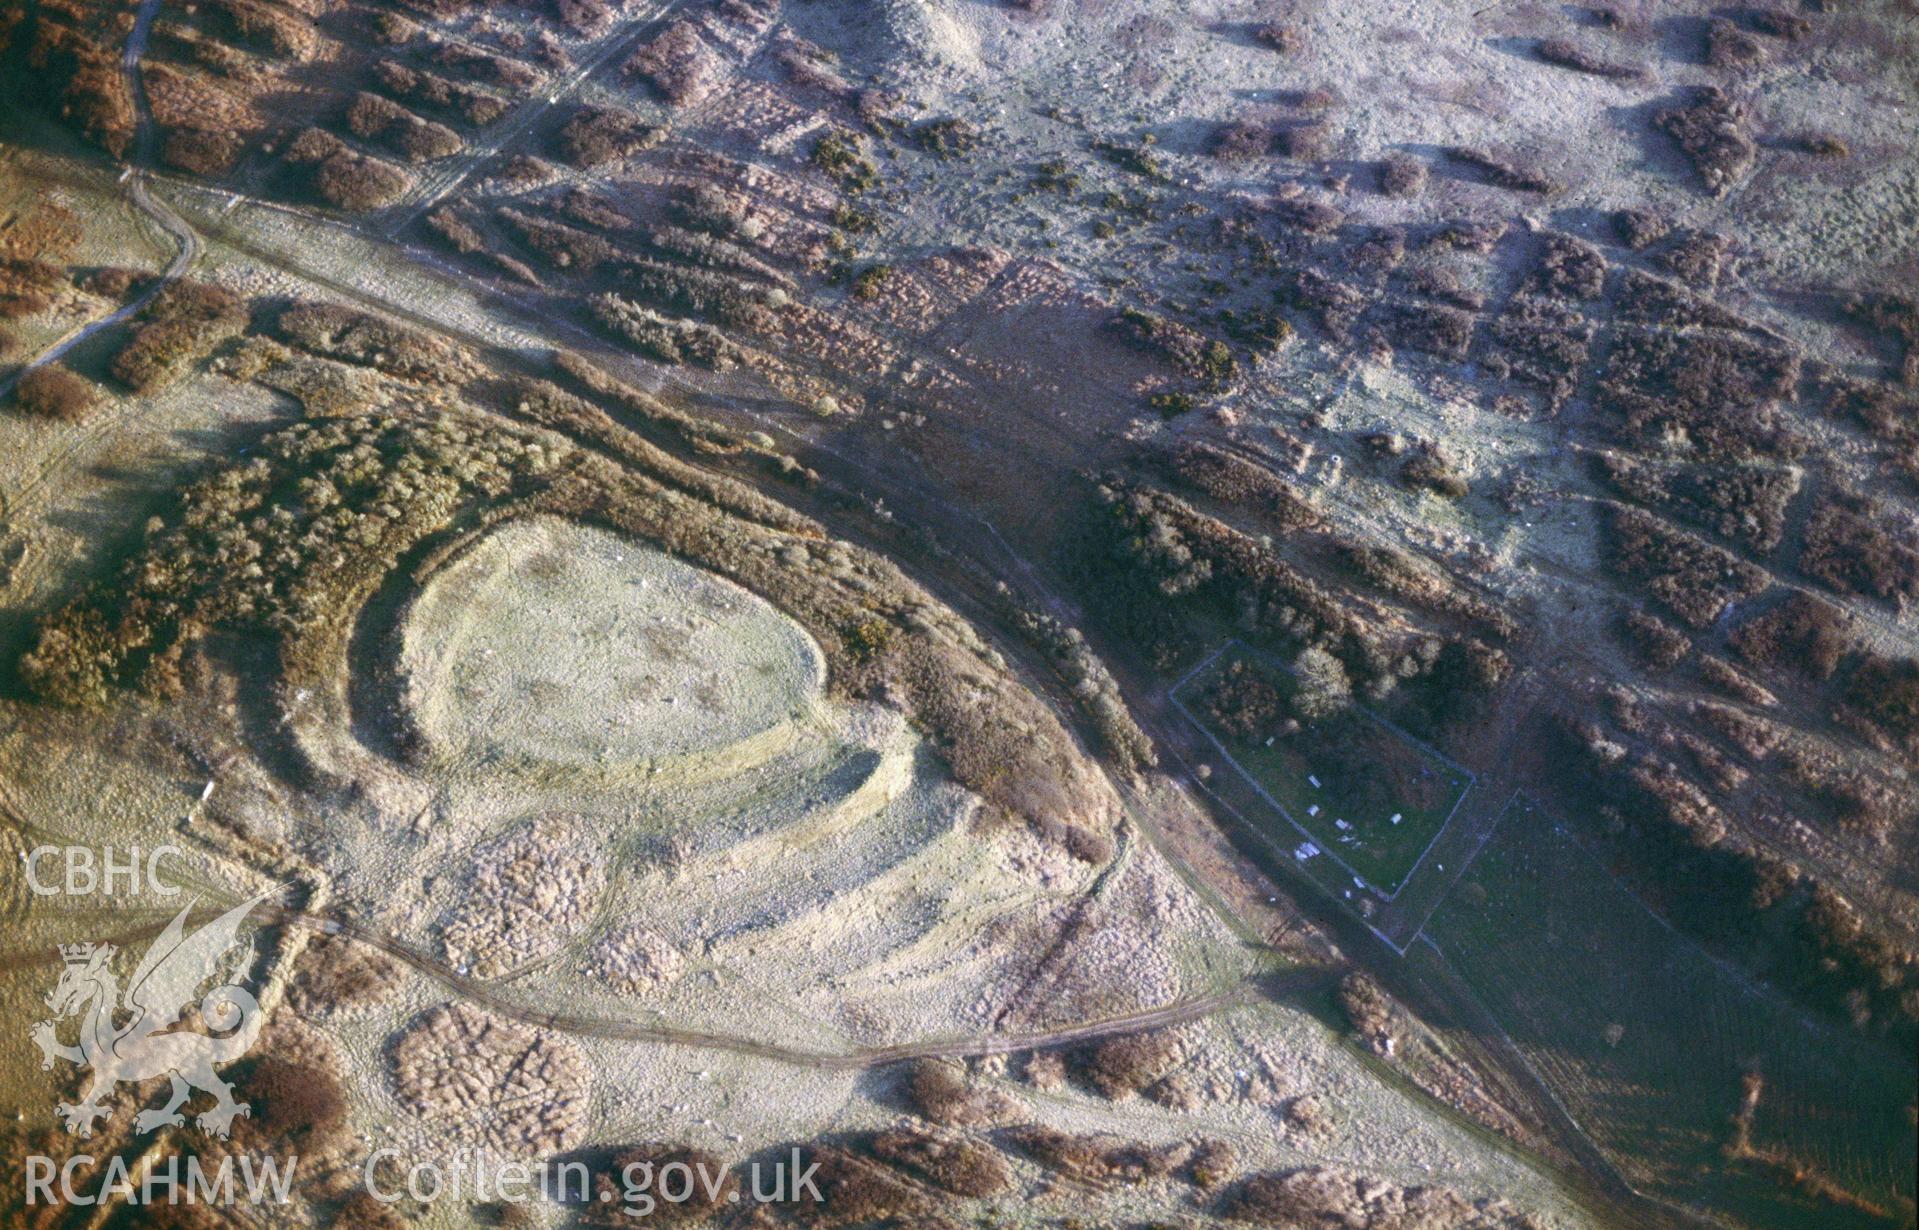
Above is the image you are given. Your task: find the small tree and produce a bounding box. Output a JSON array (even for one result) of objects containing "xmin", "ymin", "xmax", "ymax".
[{"xmin": 1291, "ymin": 646, "xmax": 1351, "ymax": 721}]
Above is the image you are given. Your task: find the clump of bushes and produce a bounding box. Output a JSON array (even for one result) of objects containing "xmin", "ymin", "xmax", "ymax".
[
  {"xmin": 110, "ymin": 278, "xmax": 249, "ymax": 393},
  {"xmin": 1613, "ymin": 269, "xmax": 1751, "ymax": 332},
  {"xmin": 1841, "ymin": 293, "xmax": 1918, "ymax": 386},
  {"xmin": 1251, "ymin": 23, "xmax": 1302, "ymax": 52},
  {"xmin": 673, "ymin": 183, "xmax": 753, "ymax": 237},
  {"xmin": 1272, "ymin": 196, "xmax": 1344, "ymax": 234},
  {"xmin": 625, "ymin": 21, "xmax": 716, "ymax": 106},
  {"xmin": 1654, "ymin": 87, "xmax": 1755, "ymax": 196},
  {"xmin": 1443, "ymin": 146, "xmax": 1555, "ymax": 193},
  {"xmin": 1209, "ymin": 120, "xmax": 1270, "ymax": 161},
  {"xmin": 1604, "ymin": 505, "xmax": 1770, "ymax": 628},
  {"xmin": 346, "ymin": 92, "xmax": 462, "ymax": 163},
  {"xmin": 1377, "ymin": 154, "xmax": 1427, "ymax": 197},
  {"xmin": 1842, "ymin": 655, "xmax": 1919, "ymax": 747},
  {"xmin": 581, "ymin": 1144, "xmax": 736, "ymax": 1225},
  {"xmin": 618, "ymin": 257, "xmax": 786, "ymax": 331},
  {"xmin": 1596, "ymin": 326, "xmax": 1800, "ymax": 460},
  {"xmin": 274, "ymin": 300, "xmax": 472, "ymax": 382},
  {"xmin": 902, "ymin": 1059, "xmax": 1019, "ymax": 1128},
  {"xmin": 1536, "ymin": 37, "xmax": 1642, "ymax": 78},
  {"xmin": 1169, "ymin": 441, "xmax": 1321, "ymax": 532},
  {"xmin": 590, "ymin": 293, "xmax": 739, "ymax": 369},
  {"xmin": 497, "ymin": 207, "xmax": 619, "ymax": 273},
  {"xmin": 1749, "ymin": 8, "xmax": 1812, "ymax": 39},
  {"xmin": 1728, "ymin": 592, "xmax": 1850, "ymax": 679},
  {"xmin": 811, "ymin": 131, "xmax": 880, "ymax": 194},
  {"xmin": 1337, "ymin": 972, "xmax": 1394, "ymax": 1054},
  {"xmin": 1654, "ymin": 229, "xmax": 1730, "ymax": 288},
  {"xmin": 1620, "ymin": 607, "xmax": 1691, "ymax": 669},
  {"xmin": 1273, "ymin": 122, "xmax": 1332, "ymax": 161},
  {"xmin": 161, "ymin": 127, "xmax": 247, "ymax": 176},
  {"xmin": 1612, "ymin": 207, "xmax": 1670, "ymax": 250},
  {"xmin": 866, "ymin": 1127, "xmax": 1010, "ymax": 1197},
  {"xmin": 849, "ymin": 263, "xmax": 893, "ymax": 300},
  {"xmin": 1340, "ymin": 543, "xmax": 1518, "ymax": 641},
  {"xmin": 1111, "ymin": 307, "xmax": 1237, "ymax": 389},
  {"xmin": 1381, "ymin": 301, "xmax": 1474, "ymax": 361},
  {"xmin": 286, "ymin": 129, "xmax": 414, "ymax": 210},
  {"xmin": 10, "ymin": 363, "xmax": 98, "ymax": 420},
  {"xmin": 912, "ymin": 116, "xmax": 978, "ymax": 158},
  {"xmin": 1525, "ymin": 234, "xmax": 1607, "ymax": 301},
  {"xmin": 428, "ymin": 40, "xmax": 540, "ymax": 90},
  {"xmin": 1279, "ymin": 270, "xmax": 1370, "ymax": 341},
  {"xmin": 20, "ymin": 414, "xmax": 564, "ymax": 704},
  {"xmin": 1801, "ymin": 491, "xmax": 1919, "ymax": 602},
  {"xmin": 1483, "ymin": 295, "xmax": 1592, "ymax": 401},
  {"xmin": 373, "ymin": 60, "xmax": 508, "ymax": 125},
  {"xmin": 643, "ymin": 224, "xmax": 791, "ymax": 289},
  {"xmin": 1203, "ymin": 658, "xmax": 1284, "ymax": 739},
  {"xmin": 1400, "ymin": 444, "xmax": 1469, "ymax": 499},
  {"xmin": 1705, "ymin": 17, "xmax": 1767, "ymax": 70},
  {"xmin": 1002, "ymin": 1126, "xmax": 1195, "ymax": 1187},
  {"xmin": 1592, "ymin": 452, "xmax": 1799, "ymax": 551},
  {"xmin": 1010, "ymin": 605, "xmax": 1156, "ymax": 775},
  {"xmin": 554, "ymin": 105, "xmax": 660, "ymax": 169},
  {"xmin": 204, "ymin": 0, "xmax": 320, "ymax": 62},
  {"xmin": 0, "ymin": 257, "xmax": 67, "ymax": 319},
  {"xmin": 789, "ymin": 1145, "xmax": 931, "ymax": 1226}
]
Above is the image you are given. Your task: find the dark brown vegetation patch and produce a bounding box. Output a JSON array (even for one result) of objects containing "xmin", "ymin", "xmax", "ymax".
[
  {"xmin": 1111, "ymin": 307, "xmax": 1236, "ymax": 388},
  {"xmin": 373, "ymin": 60, "xmax": 508, "ymax": 125},
  {"xmin": 1620, "ymin": 607, "xmax": 1691, "ymax": 669},
  {"xmin": 1382, "ymin": 301, "xmax": 1474, "ymax": 361},
  {"xmin": 1604, "ymin": 505, "xmax": 1770, "ymax": 628},
  {"xmin": 10, "ymin": 364, "xmax": 99, "ymax": 421},
  {"xmin": 1705, "ymin": 17, "xmax": 1767, "ymax": 70},
  {"xmin": 1377, "ymin": 154, "xmax": 1427, "ymax": 197},
  {"xmin": 625, "ymin": 21, "xmax": 716, "ymax": 107},
  {"xmin": 1728, "ymin": 592, "xmax": 1851, "ymax": 680},
  {"xmin": 1612, "ymin": 207, "xmax": 1670, "ymax": 250},
  {"xmin": 110, "ymin": 278, "xmax": 249, "ymax": 393},
  {"xmin": 554, "ymin": 105, "xmax": 662, "ymax": 169},
  {"xmin": 1596, "ymin": 327, "xmax": 1800, "ymax": 459},
  {"xmin": 1524, "ymin": 235, "xmax": 1606, "ymax": 302},
  {"xmin": 161, "ymin": 127, "xmax": 247, "ymax": 176},
  {"xmin": 1654, "ymin": 87, "xmax": 1755, "ymax": 196},
  {"xmin": 1654, "ymin": 229, "xmax": 1730, "ymax": 289},
  {"xmin": 346, "ymin": 92, "xmax": 463, "ymax": 163},
  {"xmin": 1203, "ymin": 658, "xmax": 1285, "ymax": 740},
  {"xmin": 789, "ymin": 1145, "xmax": 931, "ymax": 1229},
  {"xmin": 1076, "ymin": 1028, "xmax": 1186, "ymax": 1099},
  {"xmin": 0, "ymin": 258, "xmax": 67, "ymax": 319},
  {"xmin": 1536, "ymin": 37, "xmax": 1642, "ymax": 78},
  {"xmin": 20, "ymin": 413, "xmax": 563, "ymax": 705},
  {"xmin": 1592, "ymin": 452, "xmax": 1799, "ymax": 552},
  {"xmin": 275, "ymin": 301, "xmax": 472, "ymax": 382},
  {"xmin": 1483, "ymin": 296, "xmax": 1592, "ymax": 401},
  {"xmin": 1801, "ymin": 492, "xmax": 1919, "ymax": 602},
  {"xmin": 865, "ymin": 1126, "xmax": 1011, "ymax": 1197},
  {"xmin": 312, "ymin": 149, "xmax": 414, "ymax": 211},
  {"xmin": 1613, "ymin": 269, "xmax": 1752, "ymax": 332},
  {"xmin": 1167, "ymin": 441, "xmax": 1321, "ymax": 532},
  {"xmin": 1442, "ymin": 146, "xmax": 1555, "ymax": 194},
  {"xmin": 1842, "ymin": 655, "xmax": 1919, "ymax": 747}
]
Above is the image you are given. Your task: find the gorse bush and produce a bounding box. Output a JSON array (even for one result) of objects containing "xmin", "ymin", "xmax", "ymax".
[{"xmin": 22, "ymin": 414, "xmax": 565, "ymax": 705}]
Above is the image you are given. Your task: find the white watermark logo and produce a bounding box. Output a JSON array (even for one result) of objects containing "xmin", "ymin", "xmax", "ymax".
[
  {"xmin": 31, "ymin": 891, "xmax": 272, "ymax": 1140},
  {"xmin": 25, "ymin": 844, "xmax": 183, "ymax": 896}
]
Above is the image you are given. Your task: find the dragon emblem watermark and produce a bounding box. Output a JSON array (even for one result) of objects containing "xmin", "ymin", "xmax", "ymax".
[{"xmin": 31, "ymin": 891, "xmax": 273, "ymax": 1140}]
